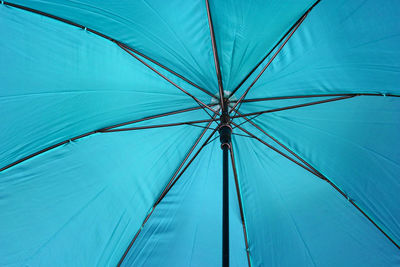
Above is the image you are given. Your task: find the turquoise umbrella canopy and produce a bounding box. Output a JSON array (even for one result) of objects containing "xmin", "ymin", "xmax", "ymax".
[{"xmin": 1, "ymin": 0, "xmax": 400, "ymax": 266}]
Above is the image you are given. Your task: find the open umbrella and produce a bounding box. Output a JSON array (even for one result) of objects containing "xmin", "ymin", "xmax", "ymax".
[{"xmin": 1, "ymin": 0, "xmax": 399, "ymax": 266}]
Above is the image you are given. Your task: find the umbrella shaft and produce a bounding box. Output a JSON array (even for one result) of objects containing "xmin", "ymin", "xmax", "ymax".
[
  {"xmin": 222, "ymin": 145, "xmax": 229, "ymax": 267},
  {"xmin": 219, "ymin": 109, "xmax": 231, "ymax": 267}
]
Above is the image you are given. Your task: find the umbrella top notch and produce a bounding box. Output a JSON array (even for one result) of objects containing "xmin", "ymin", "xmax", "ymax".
[{"xmin": 210, "ymin": 90, "xmax": 238, "ymax": 113}]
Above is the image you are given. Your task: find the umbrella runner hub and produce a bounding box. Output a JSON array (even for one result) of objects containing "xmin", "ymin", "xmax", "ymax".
[{"xmin": 219, "ymin": 112, "xmax": 232, "ymax": 149}]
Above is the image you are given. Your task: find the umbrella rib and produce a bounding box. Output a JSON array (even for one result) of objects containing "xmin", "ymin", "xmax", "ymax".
[
  {"xmin": 232, "ymin": 114, "xmax": 263, "ymax": 130},
  {"xmin": 205, "ymin": 134, "xmax": 220, "ymax": 146},
  {"xmin": 187, "ymin": 124, "xmax": 219, "ymax": 131},
  {"xmin": 316, "ymin": 176, "xmax": 400, "ymax": 250},
  {"xmin": 232, "ymin": 132, "xmax": 255, "ymax": 139},
  {"xmin": 154, "ymin": 126, "xmax": 219, "ymax": 206},
  {"xmin": 2, "ymin": 1, "xmax": 214, "ymax": 99},
  {"xmin": 229, "ymin": 144, "xmax": 252, "ymax": 267},
  {"xmin": 117, "ymin": 123, "xmax": 219, "ymax": 266},
  {"xmin": 231, "ymin": 95, "xmax": 355, "ymax": 130},
  {"xmin": 102, "ymin": 105, "xmax": 215, "ymax": 131},
  {"xmin": 205, "ymin": 0, "xmax": 225, "ymax": 111},
  {"xmin": 0, "ymin": 105, "xmax": 214, "ymax": 172},
  {"xmin": 101, "ymin": 118, "xmax": 217, "ymax": 133},
  {"xmin": 280, "ymin": 144, "xmax": 400, "ymax": 250},
  {"xmin": 0, "ymin": 131, "xmax": 95, "ymax": 172},
  {"xmin": 239, "ymin": 93, "xmax": 400, "ymax": 103},
  {"xmin": 236, "ymin": 110, "xmax": 326, "ymax": 179},
  {"xmin": 228, "ymin": 0, "xmax": 321, "ymax": 98},
  {"xmin": 117, "ymin": 43, "xmax": 219, "ymax": 120},
  {"xmin": 235, "ymin": 122, "xmax": 400, "ymax": 251},
  {"xmin": 231, "ymin": 95, "xmax": 355, "ymax": 119},
  {"xmin": 230, "ymin": 11, "xmax": 309, "ymax": 116},
  {"xmin": 233, "ymin": 122, "xmax": 321, "ymax": 177},
  {"xmin": 117, "ymin": 44, "xmax": 215, "ymax": 98}
]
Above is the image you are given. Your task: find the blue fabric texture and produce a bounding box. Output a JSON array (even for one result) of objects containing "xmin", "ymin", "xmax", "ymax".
[{"xmin": 1, "ymin": 0, "xmax": 400, "ymax": 266}]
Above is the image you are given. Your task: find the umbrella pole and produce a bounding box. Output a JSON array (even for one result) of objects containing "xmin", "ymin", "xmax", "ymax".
[{"xmin": 219, "ymin": 110, "xmax": 232, "ymax": 267}]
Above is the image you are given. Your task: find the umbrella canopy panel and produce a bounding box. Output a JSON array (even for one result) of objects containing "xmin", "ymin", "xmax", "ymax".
[
  {"xmin": 239, "ymin": 0, "xmax": 400, "ymax": 99},
  {"xmin": 207, "ymin": 0, "xmax": 315, "ymax": 92},
  {"xmin": 120, "ymin": 139, "xmax": 248, "ymax": 267},
  {"xmin": 239, "ymin": 95, "xmax": 400, "ymax": 245},
  {"xmin": 5, "ymin": 0, "xmax": 219, "ymax": 92},
  {"xmin": 0, "ymin": 121, "xmax": 207, "ymax": 266},
  {"xmin": 232, "ymin": 125, "xmax": 400, "ymax": 266}
]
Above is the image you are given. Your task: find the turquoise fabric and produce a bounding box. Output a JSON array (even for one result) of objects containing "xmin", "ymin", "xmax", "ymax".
[
  {"xmin": 0, "ymin": 124, "xmax": 204, "ymax": 266},
  {"xmin": 240, "ymin": 95, "xmax": 400, "ymax": 246},
  {"xmin": 1, "ymin": 0, "xmax": 400, "ymax": 266},
  {"xmin": 242, "ymin": 0, "xmax": 400, "ymax": 99},
  {"xmin": 122, "ymin": 137, "xmax": 248, "ymax": 267},
  {"xmin": 208, "ymin": 0, "xmax": 314, "ymax": 91},
  {"xmin": 233, "ymin": 133, "xmax": 400, "ymax": 266},
  {"xmin": 9, "ymin": 0, "xmax": 218, "ymax": 92},
  {"xmin": 0, "ymin": 6, "xmax": 210, "ymax": 169}
]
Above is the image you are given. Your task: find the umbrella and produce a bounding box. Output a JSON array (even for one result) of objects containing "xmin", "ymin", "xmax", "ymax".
[{"xmin": 1, "ymin": 0, "xmax": 399, "ymax": 266}]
